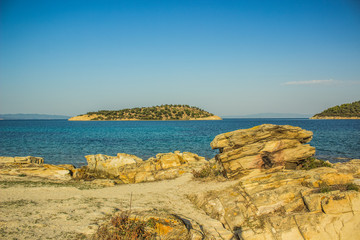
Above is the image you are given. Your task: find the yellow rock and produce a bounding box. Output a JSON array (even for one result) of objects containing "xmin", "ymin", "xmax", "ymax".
[
  {"xmin": 321, "ymin": 193, "xmax": 353, "ymax": 214},
  {"xmin": 156, "ymin": 153, "xmax": 182, "ymax": 169},
  {"xmin": 210, "ymin": 124, "xmax": 316, "ymax": 177},
  {"xmin": 134, "ymin": 171, "xmax": 155, "ymax": 183}
]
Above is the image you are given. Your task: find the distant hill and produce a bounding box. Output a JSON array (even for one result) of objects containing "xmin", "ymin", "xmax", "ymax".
[
  {"xmin": 0, "ymin": 114, "xmax": 71, "ymax": 120},
  {"xmin": 311, "ymin": 101, "xmax": 360, "ymax": 119},
  {"xmin": 69, "ymin": 105, "xmax": 222, "ymax": 121},
  {"xmin": 223, "ymin": 113, "xmax": 311, "ymax": 118}
]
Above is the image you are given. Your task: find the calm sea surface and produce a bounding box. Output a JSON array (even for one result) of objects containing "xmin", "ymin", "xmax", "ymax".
[{"xmin": 0, "ymin": 119, "xmax": 359, "ymax": 167}]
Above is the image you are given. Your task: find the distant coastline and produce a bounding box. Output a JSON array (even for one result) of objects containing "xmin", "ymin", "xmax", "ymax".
[
  {"xmin": 0, "ymin": 114, "xmax": 71, "ymax": 120},
  {"xmin": 68, "ymin": 116, "xmax": 223, "ymax": 122},
  {"xmin": 69, "ymin": 105, "xmax": 222, "ymax": 121},
  {"xmin": 69, "ymin": 115, "xmax": 222, "ymax": 121},
  {"xmin": 310, "ymin": 116, "xmax": 360, "ymax": 120},
  {"xmin": 311, "ymin": 100, "xmax": 360, "ymax": 119}
]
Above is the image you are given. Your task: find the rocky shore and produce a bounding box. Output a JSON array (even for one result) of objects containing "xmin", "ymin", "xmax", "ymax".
[{"xmin": 1, "ymin": 124, "xmax": 359, "ymax": 239}]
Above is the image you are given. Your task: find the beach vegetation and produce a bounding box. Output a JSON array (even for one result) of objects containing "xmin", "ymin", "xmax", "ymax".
[
  {"xmin": 315, "ymin": 183, "xmax": 359, "ymax": 193},
  {"xmin": 192, "ymin": 165, "xmax": 223, "ymax": 179},
  {"xmin": 346, "ymin": 183, "xmax": 359, "ymax": 191},
  {"xmin": 0, "ymin": 180, "xmax": 100, "ymax": 190},
  {"xmin": 93, "ymin": 212, "xmax": 155, "ymax": 240},
  {"xmin": 298, "ymin": 157, "xmax": 332, "ymax": 170}
]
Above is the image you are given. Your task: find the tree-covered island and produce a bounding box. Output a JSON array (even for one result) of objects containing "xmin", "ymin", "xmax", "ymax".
[
  {"xmin": 68, "ymin": 104, "xmax": 222, "ymax": 121},
  {"xmin": 311, "ymin": 100, "xmax": 360, "ymax": 119}
]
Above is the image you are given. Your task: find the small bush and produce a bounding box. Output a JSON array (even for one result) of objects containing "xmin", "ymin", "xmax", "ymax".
[
  {"xmin": 346, "ymin": 183, "xmax": 359, "ymax": 191},
  {"xmin": 94, "ymin": 212, "xmax": 155, "ymax": 240},
  {"xmin": 315, "ymin": 183, "xmax": 359, "ymax": 193},
  {"xmin": 320, "ymin": 185, "xmax": 331, "ymax": 193},
  {"xmin": 299, "ymin": 157, "xmax": 332, "ymax": 170},
  {"xmin": 192, "ymin": 165, "xmax": 223, "ymax": 179}
]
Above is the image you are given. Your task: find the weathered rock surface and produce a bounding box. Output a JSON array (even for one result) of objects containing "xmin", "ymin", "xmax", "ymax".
[
  {"xmin": 0, "ymin": 156, "xmax": 72, "ymax": 180},
  {"xmin": 211, "ymin": 124, "xmax": 316, "ymax": 178},
  {"xmin": 0, "ymin": 156, "xmax": 44, "ymax": 164},
  {"xmin": 84, "ymin": 151, "xmax": 208, "ymax": 183},
  {"xmin": 189, "ymin": 165, "xmax": 360, "ymax": 240}
]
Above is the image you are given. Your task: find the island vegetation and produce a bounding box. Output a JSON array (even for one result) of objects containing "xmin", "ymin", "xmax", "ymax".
[
  {"xmin": 69, "ymin": 104, "xmax": 222, "ymax": 121},
  {"xmin": 311, "ymin": 100, "xmax": 360, "ymax": 119}
]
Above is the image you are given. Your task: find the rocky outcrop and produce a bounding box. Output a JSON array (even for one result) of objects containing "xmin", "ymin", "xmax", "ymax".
[
  {"xmin": 189, "ymin": 162, "xmax": 360, "ymax": 240},
  {"xmin": 83, "ymin": 151, "xmax": 208, "ymax": 183},
  {"xmin": 211, "ymin": 124, "xmax": 316, "ymax": 178},
  {"xmin": 0, "ymin": 156, "xmax": 72, "ymax": 180},
  {"xmin": 193, "ymin": 124, "xmax": 360, "ymax": 239},
  {"xmin": 0, "ymin": 156, "xmax": 44, "ymax": 164}
]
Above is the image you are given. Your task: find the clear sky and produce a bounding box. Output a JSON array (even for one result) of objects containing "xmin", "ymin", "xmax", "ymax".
[{"xmin": 1, "ymin": 0, "xmax": 359, "ymax": 116}]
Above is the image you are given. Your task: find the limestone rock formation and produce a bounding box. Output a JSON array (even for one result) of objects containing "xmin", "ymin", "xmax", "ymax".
[
  {"xmin": 0, "ymin": 156, "xmax": 72, "ymax": 180},
  {"xmin": 85, "ymin": 153, "xmax": 143, "ymax": 177},
  {"xmin": 0, "ymin": 156, "xmax": 44, "ymax": 164},
  {"xmin": 84, "ymin": 151, "xmax": 207, "ymax": 183},
  {"xmin": 211, "ymin": 124, "xmax": 316, "ymax": 177},
  {"xmin": 189, "ymin": 162, "xmax": 360, "ymax": 240}
]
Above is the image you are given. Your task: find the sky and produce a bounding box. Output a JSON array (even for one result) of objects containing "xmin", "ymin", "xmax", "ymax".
[{"xmin": 1, "ymin": 0, "xmax": 360, "ymax": 117}]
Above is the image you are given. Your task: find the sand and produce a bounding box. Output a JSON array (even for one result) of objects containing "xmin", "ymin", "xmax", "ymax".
[{"xmin": 0, "ymin": 173, "xmax": 236, "ymax": 239}]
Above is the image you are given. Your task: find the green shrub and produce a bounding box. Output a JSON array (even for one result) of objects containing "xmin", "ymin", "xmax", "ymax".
[
  {"xmin": 320, "ymin": 185, "xmax": 331, "ymax": 193},
  {"xmin": 346, "ymin": 183, "xmax": 359, "ymax": 191},
  {"xmin": 315, "ymin": 183, "xmax": 359, "ymax": 193},
  {"xmin": 299, "ymin": 157, "xmax": 332, "ymax": 170}
]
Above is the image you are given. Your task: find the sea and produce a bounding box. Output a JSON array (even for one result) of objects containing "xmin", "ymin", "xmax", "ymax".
[{"xmin": 0, "ymin": 119, "xmax": 359, "ymax": 167}]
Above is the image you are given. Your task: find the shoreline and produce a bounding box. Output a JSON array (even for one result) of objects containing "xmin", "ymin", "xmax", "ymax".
[
  {"xmin": 310, "ymin": 116, "xmax": 360, "ymax": 119},
  {"xmin": 1, "ymin": 124, "xmax": 360, "ymax": 239}
]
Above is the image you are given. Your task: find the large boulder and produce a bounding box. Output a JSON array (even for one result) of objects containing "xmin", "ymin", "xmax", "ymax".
[
  {"xmin": 85, "ymin": 153, "xmax": 143, "ymax": 178},
  {"xmin": 84, "ymin": 151, "xmax": 207, "ymax": 183},
  {"xmin": 211, "ymin": 124, "xmax": 316, "ymax": 178}
]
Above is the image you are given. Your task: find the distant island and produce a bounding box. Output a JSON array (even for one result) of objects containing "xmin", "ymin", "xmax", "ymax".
[
  {"xmin": 311, "ymin": 100, "xmax": 360, "ymax": 119},
  {"xmin": 0, "ymin": 114, "xmax": 71, "ymax": 120},
  {"xmin": 69, "ymin": 105, "xmax": 222, "ymax": 121}
]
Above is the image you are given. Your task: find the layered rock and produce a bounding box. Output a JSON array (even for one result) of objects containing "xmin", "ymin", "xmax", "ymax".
[
  {"xmin": 0, "ymin": 151, "xmax": 208, "ymax": 184},
  {"xmin": 83, "ymin": 151, "xmax": 207, "ymax": 183},
  {"xmin": 0, "ymin": 156, "xmax": 72, "ymax": 180},
  {"xmin": 189, "ymin": 162, "xmax": 360, "ymax": 240},
  {"xmin": 211, "ymin": 124, "xmax": 316, "ymax": 178}
]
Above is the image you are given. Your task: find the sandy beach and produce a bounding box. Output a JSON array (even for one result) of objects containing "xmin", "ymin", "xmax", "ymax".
[{"xmin": 0, "ymin": 173, "xmax": 235, "ymax": 239}]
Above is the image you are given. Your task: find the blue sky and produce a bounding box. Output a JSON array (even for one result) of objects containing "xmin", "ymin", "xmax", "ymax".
[{"xmin": 1, "ymin": 0, "xmax": 359, "ymax": 116}]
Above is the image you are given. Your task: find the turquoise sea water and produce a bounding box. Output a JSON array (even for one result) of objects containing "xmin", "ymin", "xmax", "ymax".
[{"xmin": 0, "ymin": 119, "xmax": 359, "ymax": 167}]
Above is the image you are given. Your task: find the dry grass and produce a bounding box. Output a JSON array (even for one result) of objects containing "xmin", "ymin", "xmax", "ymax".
[
  {"xmin": 93, "ymin": 211, "xmax": 156, "ymax": 240},
  {"xmin": 316, "ymin": 183, "xmax": 359, "ymax": 193},
  {"xmin": 192, "ymin": 165, "xmax": 224, "ymax": 179}
]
